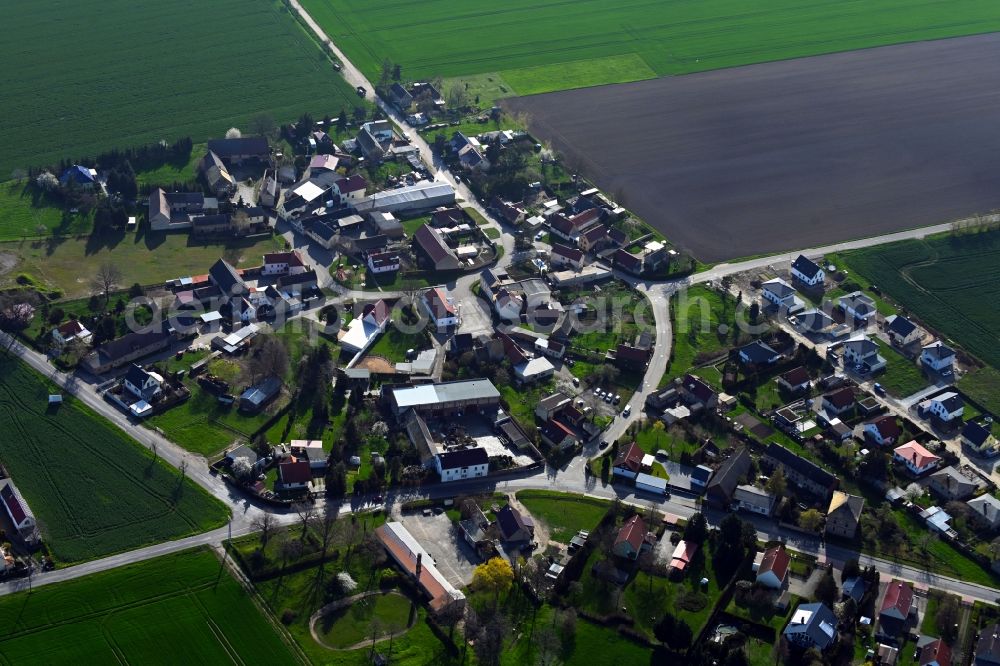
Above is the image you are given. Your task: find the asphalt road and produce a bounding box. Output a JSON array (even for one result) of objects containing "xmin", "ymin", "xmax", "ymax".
[{"xmin": 503, "ymin": 32, "xmax": 1000, "ymax": 262}]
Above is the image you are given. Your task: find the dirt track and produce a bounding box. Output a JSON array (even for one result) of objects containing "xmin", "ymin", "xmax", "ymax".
[{"xmin": 504, "ymin": 33, "xmax": 1000, "ymax": 262}]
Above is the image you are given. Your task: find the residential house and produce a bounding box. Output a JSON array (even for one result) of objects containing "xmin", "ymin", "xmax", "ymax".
[
  {"xmin": 0, "ymin": 479, "xmax": 38, "ymax": 543},
  {"xmin": 843, "ymin": 336, "xmax": 887, "ymax": 372},
  {"xmin": 490, "ymin": 198, "xmax": 524, "ymax": 225},
  {"xmin": 613, "ymin": 515, "xmax": 653, "ymax": 560},
  {"xmin": 919, "ymin": 638, "xmax": 951, "ymax": 666},
  {"xmin": 540, "ymin": 419, "xmax": 577, "ymax": 450},
  {"xmin": 535, "ymin": 392, "xmax": 571, "ymax": 421},
  {"xmin": 206, "ymin": 136, "xmax": 269, "ymax": 164},
  {"xmin": 613, "ymin": 442, "xmax": 646, "ymax": 479},
  {"xmin": 864, "ymin": 415, "xmax": 902, "ymax": 446},
  {"xmin": 332, "ymin": 174, "xmax": 368, "ymax": 205},
  {"xmin": 668, "ymin": 539, "xmax": 698, "ymax": 574},
  {"xmin": 879, "ymin": 581, "xmax": 914, "ymax": 636},
  {"xmin": 611, "ymin": 344, "xmax": 651, "ymax": 372},
  {"xmin": 239, "ymin": 376, "xmax": 282, "ymax": 413},
  {"xmin": 60, "ymin": 164, "xmax": 97, "ymax": 188},
  {"xmin": 921, "ymin": 341, "xmax": 956, "ymax": 373},
  {"xmin": 825, "ymin": 491, "xmax": 864, "ymax": 539},
  {"xmin": 704, "ymin": 448, "xmax": 752, "ymax": 509},
  {"xmin": 277, "ymin": 460, "xmax": 312, "ymax": 492},
  {"xmin": 123, "ymin": 364, "xmax": 162, "ymax": 402},
  {"xmin": 612, "ymin": 249, "xmax": 644, "ymax": 275},
  {"xmin": 841, "ymin": 577, "xmax": 868, "ymax": 604},
  {"xmin": 764, "ymin": 443, "xmax": 837, "ymax": 497},
  {"xmin": 822, "ymin": 387, "xmax": 856, "ymax": 416},
  {"xmin": 762, "ymin": 278, "xmax": 799, "ymax": 309},
  {"xmin": 389, "ymin": 83, "xmax": 413, "ymax": 109},
  {"xmin": 577, "ymin": 225, "xmax": 608, "ymax": 253},
  {"xmin": 367, "ymin": 250, "xmax": 400, "ymax": 274},
  {"xmin": 790, "ymin": 255, "xmax": 825, "ymax": 287},
  {"xmin": 755, "ymin": 545, "xmax": 791, "ymax": 589},
  {"xmin": 962, "ymin": 422, "xmax": 997, "ymax": 453},
  {"xmin": 338, "ymin": 300, "xmax": 390, "ymax": 354},
  {"xmin": 208, "ymin": 258, "xmax": 247, "ymax": 298},
  {"xmin": 967, "ymin": 495, "xmax": 1000, "ymax": 531},
  {"xmin": 262, "ymin": 251, "xmax": 306, "ymax": 276},
  {"xmin": 928, "ymin": 466, "xmax": 979, "ymax": 501},
  {"xmin": 778, "ymin": 366, "xmax": 812, "ymax": 394},
  {"xmin": 797, "ymin": 308, "xmax": 836, "ymax": 335},
  {"xmin": 839, "ymin": 291, "xmax": 877, "ymax": 325},
  {"xmin": 738, "ymin": 340, "xmax": 782, "ymax": 367},
  {"xmin": 290, "ymin": 440, "xmax": 329, "ymax": 474},
  {"xmin": 51, "ymin": 319, "xmax": 91, "ymax": 347},
  {"xmin": 784, "ymin": 602, "xmax": 838, "ymax": 651},
  {"xmin": 356, "ymin": 127, "xmax": 386, "ymax": 161},
  {"xmin": 413, "ymin": 225, "xmax": 460, "ymax": 271},
  {"xmin": 680, "ymin": 374, "xmax": 718, "ymax": 410},
  {"xmin": 976, "ymin": 624, "xmax": 1000, "ymax": 666},
  {"xmin": 550, "ymin": 243, "xmax": 584, "ymax": 270},
  {"xmin": 435, "ymin": 448, "xmax": 489, "ymax": 483},
  {"xmin": 893, "ymin": 440, "xmax": 940, "ymax": 476},
  {"xmin": 84, "ymin": 330, "xmax": 172, "ymax": 374},
  {"xmin": 733, "ymin": 485, "xmax": 776, "ymax": 516},
  {"xmin": 199, "ymin": 151, "xmax": 236, "ymax": 196},
  {"xmin": 922, "ymin": 392, "xmax": 964, "ymax": 423},
  {"xmin": 277, "ymin": 269, "xmax": 318, "ymax": 297},
  {"xmin": 496, "ymin": 505, "xmax": 534, "ymax": 543},
  {"xmin": 148, "ymin": 189, "xmax": 218, "ymax": 231},
  {"xmin": 362, "ymin": 120, "xmax": 394, "ymax": 143},
  {"xmin": 422, "ymin": 287, "xmax": 458, "ymax": 329},
  {"xmin": 885, "ymin": 315, "xmax": 922, "ymax": 347},
  {"xmin": 258, "ymin": 170, "xmax": 279, "ymax": 208}
]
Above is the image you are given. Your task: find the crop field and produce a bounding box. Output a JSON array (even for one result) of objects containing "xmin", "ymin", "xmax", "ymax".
[
  {"xmin": 303, "ymin": 0, "xmax": 1000, "ymax": 95},
  {"xmin": 505, "ymin": 34, "xmax": 1000, "ymax": 261},
  {"xmin": 0, "ymin": 548, "xmax": 298, "ymax": 664},
  {"xmin": 0, "ymin": 356, "xmax": 228, "ymax": 563},
  {"xmin": 841, "ymin": 230, "xmax": 1000, "ymax": 369},
  {"xmin": 1, "ymin": 0, "xmax": 360, "ymax": 178}
]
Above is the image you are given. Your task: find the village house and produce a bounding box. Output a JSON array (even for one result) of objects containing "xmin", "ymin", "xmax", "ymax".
[
  {"xmin": 878, "ymin": 581, "xmax": 914, "ymax": 636},
  {"xmin": 733, "ymin": 485, "xmax": 776, "ymax": 516},
  {"xmin": 60, "ymin": 164, "xmax": 97, "ymax": 189},
  {"xmin": 962, "ymin": 421, "xmax": 997, "ymax": 453},
  {"xmin": 206, "ymin": 136, "xmax": 270, "ymax": 165},
  {"xmin": 613, "ymin": 514, "xmax": 654, "ymax": 560},
  {"xmin": 843, "ymin": 336, "xmax": 887, "ymax": 372},
  {"xmin": 927, "ymin": 466, "xmax": 980, "ymax": 501},
  {"xmin": 375, "ymin": 522, "xmax": 465, "ymax": 612},
  {"xmin": 148, "ymin": 189, "xmax": 219, "ymax": 231},
  {"xmin": 967, "ymin": 495, "xmax": 1000, "ymax": 532},
  {"xmin": 680, "ymin": 374, "xmax": 718, "ymax": 410},
  {"xmin": 277, "ymin": 459, "xmax": 312, "ymax": 493},
  {"xmin": 577, "ymin": 224, "xmax": 608, "ymax": 253},
  {"xmin": 0, "ymin": 479, "xmax": 39, "ymax": 543},
  {"xmin": 790, "ymin": 254, "xmax": 825, "ymax": 287},
  {"xmin": 435, "ymin": 448, "xmax": 489, "ymax": 483},
  {"xmin": 764, "ymin": 443, "xmax": 837, "ymax": 498},
  {"xmin": 704, "ymin": 448, "xmax": 752, "ymax": 509},
  {"xmin": 885, "ymin": 314, "xmax": 922, "ymax": 347},
  {"xmin": 366, "ymin": 250, "xmax": 400, "ymax": 274},
  {"xmin": 535, "ymin": 392, "xmax": 571, "ymax": 421},
  {"xmin": 413, "ymin": 225, "xmax": 461, "ymax": 271},
  {"xmin": 262, "ymin": 251, "xmax": 306, "ymax": 276},
  {"xmin": 921, "ymin": 392, "xmax": 964, "ymax": 423},
  {"xmin": 549, "ymin": 243, "xmax": 584, "ymax": 270},
  {"xmin": 51, "ymin": 319, "xmax": 91, "ymax": 347},
  {"xmin": 668, "ymin": 539, "xmax": 698, "ymax": 575},
  {"xmin": 761, "ymin": 278, "xmax": 800, "ymax": 310},
  {"xmin": 199, "ymin": 151, "xmax": 236, "ymax": 196},
  {"xmin": 738, "ymin": 340, "xmax": 782, "ymax": 367},
  {"xmin": 919, "ymin": 638, "xmax": 952, "ymax": 666},
  {"xmin": 822, "ymin": 387, "xmax": 856, "ymax": 416},
  {"xmin": 825, "ymin": 491, "xmax": 864, "ymax": 539},
  {"xmin": 755, "ymin": 545, "xmax": 791, "ymax": 589},
  {"xmin": 921, "ymin": 341, "xmax": 956, "ymax": 373},
  {"xmin": 338, "ymin": 300, "xmax": 390, "ymax": 354},
  {"xmin": 540, "ymin": 419, "xmax": 577, "ymax": 451},
  {"xmin": 277, "ymin": 270, "xmax": 318, "ymax": 297},
  {"xmin": 612, "ymin": 248, "xmax": 644, "ymax": 275},
  {"xmin": 258, "ymin": 170, "xmax": 279, "ymax": 208},
  {"xmin": 84, "ymin": 330, "xmax": 172, "ymax": 374},
  {"xmin": 863, "ymin": 415, "xmax": 902, "ymax": 446},
  {"xmin": 976, "ymin": 624, "xmax": 1000, "ymax": 666},
  {"xmin": 239, "ymin": 376, "xmax": 282, "ymax": 413},
  {"xmin": 777, "ymin": 366, "xmax": 811, "ymax": 394},
  {"xmin": 613, "ymin": 441, "xmax": 646, "ymax": 479},
  {"xmin": 422, "ymin": 287, "xmax": 458, "ymax": 329},
  {"xmin": 784, "ymin": 602, "xmax": 838, "ymax": 651},
  {"xmin": 496, "ymin": 505, "xmax": 534, "ymax": 543},
  {"xmin": 839, "ymin": 291, "xmax": 877, "ymax": 326},
  {"xmin": 123, "ymin": 364, "xmax": 163, "ymax": 402},
  {"xmin": 893, "ymin": 440, "xmax": 940, "ymax": 476}
]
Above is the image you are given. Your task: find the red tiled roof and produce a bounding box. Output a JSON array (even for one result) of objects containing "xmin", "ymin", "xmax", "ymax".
[
  {"xmin": 683, "ymin": 374, "xmax": 716, "ymax": 402},
  {"xmin": 336, "ymin": 174, "xmax": 367, "ymax": 193},
  {"xmin": 569, "ymin": 208, "xmax": 602, "ymax": 228},
  {"xmin": 614, "ymin": 441, "xmax": 645, "ymax": 473},
  {"xmin": 880, "ymin": 581, "xmax": 914, "ymax": 620},
  {"xmin": 56, "ymin": 319, "xmax": 86, "ymax": 337},
  {"xmin": 1, "ymin": 485, "xmax": 27, "ymax": 526},
  {"xmin": 894, "ymin": 440, "xmax": 939, "ymax": 469},
  {"xmin": 868, "ymin": 415, "xmax": 901, "ymax": 439},
  {"xmin": 824, "ymin": 387, "xmax": 855, "ymax": 409},
  {"xmin": 375, "ymin": 524, "xmax": 452, "ymax": 611},
  {"xmin": 919, "ymin": 638, "xmax": 951, "ymax": 666},
  {"xmin": 363, "ymin": 300, "xmax": 391, "ymax": 327},
  {"xmin": 670, "ymin": 539, "xmax": 698, "ymax": 570},
  {"xmin": 758, "ymin": 545, "xmax": 790, "ymax": 581},
  {"xmin": 615, "ymin": 514, "xmax": 648, "ymax": 551},
  {"xmin": 780, "ymin": 366, "xmax": 811, "ymax": 387},
  {"xmin": 263, "ymin": 251, "xmax": 304, "ymax": 267},
  {"xmin": 551, "ymin": 243, "xmax": 583, "ymax": 262},
  {"xmin": 279, "ymin": 460, "xmax": 312, "ymax": 484},
  {"xmin": 424, "ymin": 287, "xmax": 456, "ymax": 316}
]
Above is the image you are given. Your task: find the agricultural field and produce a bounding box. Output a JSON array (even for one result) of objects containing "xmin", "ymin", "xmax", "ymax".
[
  {"xmin": 0, "ymin": 356, "xmax": 227, "ymax": 563},
  {"xmin": 0, "ymin": 548, "xmax": 298, "ymax": 664},
  {"xmin": 303, "ymin": 0, "xmax": 1000, "ymax": 95},
  {"xmin": 841, "ymin": 229, "xmax": 1000, "ymax": 369},
  {"xmin": 2, "ymin": 0, "xmax": 361, "ymax": 178},
  {"xmin": 505, "ymin": 34, "xmax": 1000, "ymax": 261},
  {"xmin": 0, "ymin": 231, "xmax": 284, "ymax": 298}
]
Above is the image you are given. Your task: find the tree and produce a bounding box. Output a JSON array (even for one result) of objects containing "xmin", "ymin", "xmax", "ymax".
[
  {"xmin": 813, "ymin": 567, "xmax": 838, "ymax": 605},
  {"xmin": 92, "ymin": 263, "xmax": 123, "ymax": 305},
  {"xmin": 336, "ymin": 109, "xmax": 348, "ymax": 133},
  {"xmin": 36, "ymin": 171, "xmax": 59, "ymax": 191},
  {"xmin": 293, "ymin": 502, "xmax": 316, "ymax": 541},
  {"xmin": 473, "ymin": 613, "xmax": 509, "ymax": 666},
  {"xmin": 246, "ymin": 334, "xmax": 289, "ymax": 384},
  {"xmin": 765, "ymin": 467, "xmax": 786, "ymax": 497},
  {"xmin": 841, "ymin": 558, "xmax": 861, "ymax": 583},
  {"xmin": 251, "ymin": 114, "xmax": 277, "ymax": 138},
  {"xmin": 446, "ymin": 85, "xmax": 468, "ymax": 111},
  {"xmin": 232, "ymin": 457, "xmax": 253, "ymax": 482},
  {"xmin": 472, "ymin": 557, "xmax": 514, "ymax": 602},
  {"xmin": 225, "ymin": 127, "xmax": 242, "ymax": 139},
  {"xmin": 534, "ymin": 624, "xmax": 561, "ymax": 666},
  {"xmin": 798, "ymin": 508, "xmax": 824, "ymax": 533},
  {"xmin": 935, "ymin": 595, "xmax": 960, "ymax": 643},
  {"xmin": 252, "ymin": 512, "xmax": 276, "ymax": 547},
  {"xmin": 684, "ymin": 512, "xmax": 709, "ymax": 546},
  {"xmin": 748, "ymin": 301, "xmax": 760, "ymax": 325},
  {"xmin": 392, "ymin": 64, "xmax": 402, "ymax": 81}
]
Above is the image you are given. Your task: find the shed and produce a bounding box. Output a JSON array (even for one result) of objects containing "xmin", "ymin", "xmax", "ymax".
[
  {"xmin": 47, "ymin": 394, "xmax": 63, "ymax": 405},
  {"xmin": 635, "ymin": 472, "xmax": 668, "ymax": 495}
]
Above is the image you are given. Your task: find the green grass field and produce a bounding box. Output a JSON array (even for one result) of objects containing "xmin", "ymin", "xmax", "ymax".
[
  {"xmin": 840, "ymin": 230, "xmax": 1000, "ymax": 369},
  {"xmin": 0, "ymin": 181, "xmax": 92, "ymax": 241},
  {"xmin": 2, "ymin": 0, "xmax": 361, "ymax": 177},
  {"xmin": 875, "ymin": 339, "xmax": 929, "ymax": 398},
  {"xmin": 0, "ymin": 356, "xmax": 227, "ymax": 563},
  {"xmin": 959, "ymin": 366, "xmax": 1000, "ymax": 416},
  {"xmin": 302, "ymin": 0, "xmax": 1000, "ymax": 95},
  {"xmin": 0, "ymin": 548, "xmax": 297, "ymax": 664},
  {"xmin": 317, "ymin": 592, "xmax": 413, "ymax": 649},
  {"xmin": 0, "ymin": 231, "xmax": 284, "ymax": 298},
  {"xmin": 516, "ymin": 490, "xmax": 609, "ymax": 543}
]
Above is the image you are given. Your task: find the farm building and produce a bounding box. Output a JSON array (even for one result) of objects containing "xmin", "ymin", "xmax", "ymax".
[{"xmin": 0, "ymin": 479, "xmax": 39, "ymax": 543}]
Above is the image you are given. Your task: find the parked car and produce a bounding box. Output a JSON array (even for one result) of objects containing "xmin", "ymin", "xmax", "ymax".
[
  {"xmin": 613, "ymin": 394, "xmax": 621, "ymax": 405},
  {"xmin": 622, "ymin": 405, "xmax": 632, "ymax": 417},
  {"xmin": 873, "ymin": 382, "xmax": 886, "ymax": 396},
  {"xmin": 356, "ymin": 85, "xmax": 366, "ymax": 97},
  {"xmin": 572, "ymin": 377, "xmax": 580, "ymax": 386},
  {"xmin": 535, "ymin": 231, "xmax": 545, "ymax": 241}
]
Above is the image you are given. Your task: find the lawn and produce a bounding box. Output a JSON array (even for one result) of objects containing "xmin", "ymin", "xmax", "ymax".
[
  {"xmin": 0, "ymin": 355, "xmax": 227, "ymax": 563},
  {"xmin": 366, "ymin": 325, "xmax": 430, "ymax": 363},
  {"xmin": 0, "ymin": 548, "xmax": 297, "ymax": 664},
  {"xmin": 2, "ymin": 0, "xmax": 362, "ymax": 178},
  {"xmin": 840, "ymin": 230, "xmax": 1000, "ymax": 369},
  {"xmin": 1, "ymin": 231, "xmax": 284, "ymax": 298},
  {"xmin": 634, "ymin": 422, "xmax": 699, "ymax": 462},
  {"xmin": 301, "ymin": 0, "xmax": 1000, "ymax": 95},
  {"xmin": 959, "ymin": 366, "xmax": 1000, "ymax": 416},
  {"xmin": 875, "ymin": 339, "xmax": 928, "ymax": 398},
  {"xmin": 0, "ymin": 181, "xmax": 92, "ymax": 241},
  {"xmin": 516, "ymin": 490, "xmax": 609, "ymax": 543},
  {"xmin": 498, "ymin": 379, "xmax": 557, "ymax": 431},
  {"xmin": 134, "ymin": 143, "xmax": 206, "ymax": 187},
  {"xmin": 662, "ymin": 285, "xmax": 745, "ymax": 387},
  {"xmin": 316, "ymin": 592, "xmax": 413, "ymax": 649}
]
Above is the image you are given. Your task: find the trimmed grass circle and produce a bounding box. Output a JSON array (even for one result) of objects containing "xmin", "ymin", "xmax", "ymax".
[{"xmin": 314, "ymin": 591, "xmax": 414, "ymax": 650}]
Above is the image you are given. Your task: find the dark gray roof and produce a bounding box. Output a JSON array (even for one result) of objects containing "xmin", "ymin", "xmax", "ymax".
[
  {"xmin": 976, "ymin": 624, "xmax": 1000, "ymax": 663},
  {"xmin": 887, "ymin": 315, "xmax": 917, "ymax": 338},
  {"xmin": 278, "ymin": 269, "xmax": 318, "ymax": 286},
  {"xmin": 765, "ymin": 443, "xmax": 836, "ymax": 489},
  {"xmin": 936, "ymin": 392, "xmax": 964, "ymax": 412},
  {"xmin": 96, "ymin": 331, "xmax": 171, "ymax": 365},
  {"xmin": 739, "ymin": 340, "xmax": 780, "ymax": 364},
  {"xmin": 783, "ymin": 602, "xmax": 837, "ymax": 650},
  {"xmin": 192, "ymin": 214, "xmax": 230, "ymax": 228},
  {"xmin": 123, "ymin": 363, "xmax": 152, "ymax": 388},
  {"xmin": 496, "ymin": 504, "xmax": 531, "ymax": 540},
  {"xmin": 963, "ymin": 421, "xmax": 991, "ymax": 447},
  {"xmin": 705, "ymin": 448, "xmax": 751, "ymax": 500},
  {"xmin": 207, "ymin": 136, "xmax": 269, "ymax": 159},
  {"xmin": 209, "ymin": 258, "xmax": 245, "ymax": 295},
  {"xmin": 437, "ymin": 447, "xmax": 489, "ymax": 470},
  {"xmin": 239, "ymin": 376, "xmax": 282, "ymax": 406},
  {"xmin": 791, "ymin": 254, "xmax": 822, "ymax": 279}
]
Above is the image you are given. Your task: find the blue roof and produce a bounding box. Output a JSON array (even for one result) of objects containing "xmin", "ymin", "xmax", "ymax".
[
  {"xmin": 842, "ymin": 577, "xmax": 867, "ymax": 602},
  {"xmin": 60, "ymin": 165, "xmax": 95, "ymax": 185}
]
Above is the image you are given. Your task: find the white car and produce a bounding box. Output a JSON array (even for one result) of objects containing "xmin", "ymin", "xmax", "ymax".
[
  {"xmin": 622, "ymin": 405, "xmax": 631, "ymax": 417},
  {"xmin": 535, "ymin": 231, "xmax": 545, "ymax": 241}
]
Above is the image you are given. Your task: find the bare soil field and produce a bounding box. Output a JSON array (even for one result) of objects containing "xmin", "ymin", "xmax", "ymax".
[{"xmin": 504, "ymin": 33, "xmax": 1000, "ymax": 262}]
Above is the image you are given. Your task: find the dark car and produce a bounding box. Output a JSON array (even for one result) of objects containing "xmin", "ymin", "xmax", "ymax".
[{"xmin": 356, "ymin": 86, "xmax": 366, "ymax": 97}]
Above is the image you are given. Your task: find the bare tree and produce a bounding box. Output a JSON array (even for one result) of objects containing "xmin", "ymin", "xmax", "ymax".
[
  {"xmin": 246, "ymin": 334, "xmax": 289, "ymax": 384},
  {"xmin": 92, "ymin": 263, "xmax": 123, "ymax": 305},
  {"xmin": 534, "ymin": 624, "xmax": 561, "ymax": 666},
  {"xmin": 473, "ymin": 613, "xmax": 510, "ymax": 666},
  {"xmin": 252, "ymin": 512, "xmax": 277, "ymax": 548},
  {"xmin": 293, "ymin": 502, "xmax": 316, "ymax": 542},
  {"xmin": 10, "ymin": 168, "xmax": 27, "ymax": 183},
  {"xmin": 179, "ymin": 457, "xmax": 188, "ymax": 480},
  {"xmin": 312, "ymin": 505, "xmax": 339, "ymax": 559},
  {"xmin": 151, "ymin": 441, "xmax": 158, "ymax": 461}
]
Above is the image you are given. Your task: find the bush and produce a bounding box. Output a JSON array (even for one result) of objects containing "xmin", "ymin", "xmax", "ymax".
[
  {"xmin": 48, "ymin": 307, "xmax": 64, "ymax": 325},
  {"xmin": 675, "ymin": 589, "xmax": 708, "ymax": 612},
  {"xmin": 280, "ymin": 608, "xmax": 297, "ymax": 625}
]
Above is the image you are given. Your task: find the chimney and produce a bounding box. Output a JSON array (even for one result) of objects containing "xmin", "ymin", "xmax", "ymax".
[{"xmin": 415, "ymin": 553, "xmax": 422, "ymax": 578}]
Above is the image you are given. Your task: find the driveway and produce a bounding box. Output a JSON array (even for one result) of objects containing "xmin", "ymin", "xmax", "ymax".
[{"xmin": 398, "ymin": 512, "xmax": 479, "ymax": 587}]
